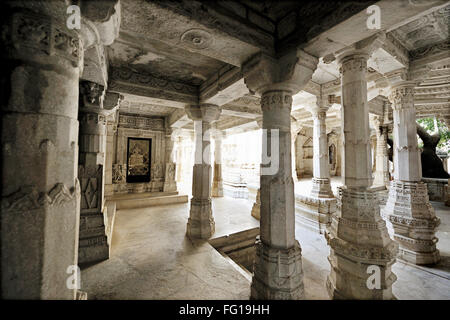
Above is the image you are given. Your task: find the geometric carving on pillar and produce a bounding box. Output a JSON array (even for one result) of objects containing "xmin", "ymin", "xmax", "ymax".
[
  {"xmin": 310, "ymin": 178, "xmax": 334, "ymax": 198},
  {"xmin": 326, "ymin": 187, "xmax": 398, "ymax": 299},
  {"xmin": 78, "ymin": 164, "xmax": 109, "ymax": 265},
  {"xmin": 381, "ymin": 181, "xmax": 440, "ymax": 265},
  {"xmin": 251, "ymin": 239, "xmax": 303, "ymax": 300}
]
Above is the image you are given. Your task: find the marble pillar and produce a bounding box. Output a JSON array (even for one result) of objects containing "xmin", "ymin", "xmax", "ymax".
[
  {"xmin": 185, "ymin": 104, "xmax": 221, "ymax": 239},
  {"xmin": 373, "ymin": 114, "xmax": 390, "ymax": 187},
  {"xmin": 308, "ymin": 100, "xmax": 334, "ymax": 198},
  {"xmin": 382, "ymin": 81, "xmax": 440, "ymax": 265},
  {"xmin": 1, "ymin": 7, "xmax": 83, "ymax": 299},
  {"xmin": 212, "ymin": 129, "xmax": 224, "ymax": 197},
  {"xmin": 78, "ymin": 81, "xmax": 119, "ymax": 265},
  {"xmin": 251, "ymin": 118, "xmax": 263, "ymax": 220},
  {"xmin": 163, "ymin": 129, "xmax": 178, "ymax": 193},
  {"xmin": 325, "ymin": 34, "xmax": 398, "ymax": 300},
  {"xmin": 296, "ymin": 98, "xmax": 336, "ymax": 234},
  {"xmin": 243, "ymin": 50, "xmax": 319, "ymax": 299}
]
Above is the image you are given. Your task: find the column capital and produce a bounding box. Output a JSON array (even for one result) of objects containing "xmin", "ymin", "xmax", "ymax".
[
  {"xmin": 185, "ymin": 104, "xmax": 221, "ymax": 122},
  {"xmin": 103, "ymin": 91, "xmax": 124, "ymax": 111},
  {"xmin": 306, "ymin": 94, "xmax": 335, "ymax": 118},
  {"xmin": 79, "ymin": 80, "xmax": 105, "ymax": 109},
  {"xmin": 388, "ymin": 82, "xmax": 415, "ymax": 110},
  {"xmin": 334, "ymin": 32, "xmax": 386, "ymax": 66},
  {"xmin": 243, "ymin": 50, "xmax": 318, "ymax": 96}
]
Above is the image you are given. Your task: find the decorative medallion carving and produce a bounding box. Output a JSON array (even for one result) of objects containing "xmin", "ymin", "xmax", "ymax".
[{"xmin": 180, "ymin": 28, "xmax": 214, "ymax": 50}]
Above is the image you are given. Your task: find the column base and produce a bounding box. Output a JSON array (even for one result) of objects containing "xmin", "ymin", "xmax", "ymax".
[
  {"xmin": 295, "ymin": 194, "xmax": 336, "ymax": 234},
  {"xmin": 310, "ymin": 178, "xmax": 334, "ymax": 198},
  {"xmin": 212, "ymin": 180, "xmax": 223, "ymax": 197},
  {"xmin": 163, "ymin": 180, "xmax": 178, "ymax": 192},
  {"xmin": 381, "ymin": 181, "xmax": 441, "ymax": 265},
  {"xmin": 78, "ymin": 212, "xmax": 110, "ymax": 265},
  {"xmin": 325, "ymin": 187, "xmax": 398, "ymax": 300},
  {"xmin": 186, "ymin": 198, "xmax": 215, "ymax": 239},
  {"xmin": 250, "ymin": 240, "xmax": 304, "ymax": 300}
]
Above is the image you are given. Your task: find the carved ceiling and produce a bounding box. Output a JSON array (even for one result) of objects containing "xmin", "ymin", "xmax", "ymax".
[
  {"xmin": 107, "ymin": 0, "xmax": 449, "ymax": 131},
  {"xmin": 390, "ymin": 5, "xmax": 449, "ymax": 51}
]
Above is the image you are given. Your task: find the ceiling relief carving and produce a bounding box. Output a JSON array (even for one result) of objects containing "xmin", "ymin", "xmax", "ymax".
[
  {"xmin": 390, "ymin": 5, "xmax": 449, "ymax": 51},
  {"xmin": 108, "ymin": 66, "xmax": 198, "ymax": 104},
  {"xmin": 181, "ymin": 29, "xmax": 214, "ymax": 50}
]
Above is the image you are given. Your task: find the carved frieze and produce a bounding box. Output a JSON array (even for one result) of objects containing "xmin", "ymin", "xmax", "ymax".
[
  {"xmin": 119, "ymin": 114, "xmax": 165, "ymax": 131},
  {"xmin": 261, "ymin": 91, "xmax": 293, "ymax": 111},
  {"xmin": 3, "ymin": 10, "xmax": 82, "ymax": 67},
  {"xmin": 2, "ymin": 182, "xmax": 77, "ymax": 212}
]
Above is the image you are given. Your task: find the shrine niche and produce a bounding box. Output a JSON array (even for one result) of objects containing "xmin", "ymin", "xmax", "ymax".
[{"xmin": 126, "ymin": 138, "xmax": 152, "ymax": 183}]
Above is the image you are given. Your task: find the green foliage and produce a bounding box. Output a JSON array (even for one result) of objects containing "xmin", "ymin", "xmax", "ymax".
[{"xmin": 416, "ymin": 118, "xmax": 450, "ymax": 152}]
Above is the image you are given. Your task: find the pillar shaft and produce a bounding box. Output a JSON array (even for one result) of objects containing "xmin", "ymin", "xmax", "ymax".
[
  {"xmin": 382, "ymin": 82, "xmax": 440, "ymax": 265},
  {"xmin": 1, "ymin": 8, "xmax": 83, "ymax": 299},
  {"xmin": 253, "ymin": 89, "xmax": 302, "ymax": 299},
  {"xmin": 185, "ymin": 104, "xmax": 221, "ymax": 239},
  {"xmin": 243, "ymin": 49, "xmax": 319, "ymax": 300},
  {"xmin": 212, "ymin": 131, "xmax": 224, "ymax": 197},
  {"xmin": 163, "ymin": 129, "xmax": 177, "ymax": 192},
  {"xmin": 341, "ymin": 55, "xmax": 373, "ymax": 188},
  {"xmin": 308, "ymin": 102, "xmax": 334, "ymax": 198},
  {"xmin": 77, "ymin": 81, "xmax": 113, "ymax": 265},
  {"xmin": 326, "ymin": 45, "xmax": 398, "ymax": 300},
  {"xmin": 373, "ymin": 122, "xmax": 390, "ymax": 187}
]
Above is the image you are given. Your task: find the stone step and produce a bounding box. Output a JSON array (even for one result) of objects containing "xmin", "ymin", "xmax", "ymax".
[{"xmin": 115, "ymin": 194, "xmax": 188, "ymax": 210}]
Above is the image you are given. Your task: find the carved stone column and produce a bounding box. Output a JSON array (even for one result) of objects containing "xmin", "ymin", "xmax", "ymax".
[
  {"xmin": 381, "ymin": 80, "xmax": 440, "ymax": 265},
  {"xmin": 175, "ymin": 135, "xmax": 184, "ymax": 183},
  {"xmin": 185, "ymin": 104, "xmax": 221, "ymax": 239},
  {"xmin": 212, "ymin": 129, "xmax": 224, "ymax": 197},
  {"xmin": 325, "ymin": 33, "xmax": 398, "ymax": 300},
  {"xmin": 308, "ymin": 99, "xmax": 334, "ymax": 198},
  {"xmin": 0, "ymin": 7, "xmax": 83, "ymax": 299},
  {"xmin": 291, "ymin": 120, "xmax": 301, "ymax": 183},
  {"xmin": 373, "ymin": 104, "xmax": 391, "ymax": 187},
  {"xmin": 251, "ymin": 118, "xmax": 263, "ymax": 220},
  {"xmin": 163, "ymin": 128, "xmax": 178, "ymax": 193},
  {"xmin": 78, "ymin": 81, "xmax": 119, "ymax": 265},
  {"xmin": 243, "ymin": 50, "xmax": 319, "ymax": 299},
  {"xmin": 296, "ymin": 97, "xmax": 336, "ymax": 233}
]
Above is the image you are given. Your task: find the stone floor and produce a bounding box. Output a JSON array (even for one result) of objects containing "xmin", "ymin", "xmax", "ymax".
[{"xmin": 81, "ymin": 179, "xmax": 450, "ymax": 300}]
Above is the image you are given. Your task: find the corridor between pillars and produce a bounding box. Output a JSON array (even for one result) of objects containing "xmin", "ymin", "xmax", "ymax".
[
  {"xmin": 382, "ymin": 78, "xmax": 440, "ymax": 265},
  {"xmin": 243, "ymin": 50, "xmax": 319, "ymax": 299},
  {"xmin": 325, "ymin": 33, "xmax": 398, "ymax": 300},
  {"xmin": 185, "ymin": 104, "xmax": 221, "ymax": 239}
]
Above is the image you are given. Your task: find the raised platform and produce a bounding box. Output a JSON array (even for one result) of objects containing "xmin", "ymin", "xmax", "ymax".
[{"xmin": 109, "ymin": 191, "xmax": 188, "ymax": 210}]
